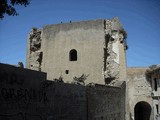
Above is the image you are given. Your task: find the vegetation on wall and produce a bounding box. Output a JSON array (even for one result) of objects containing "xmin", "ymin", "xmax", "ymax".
[{"xmin": 73, "ymin": 74, "xmax": 89, "ymax": 85}]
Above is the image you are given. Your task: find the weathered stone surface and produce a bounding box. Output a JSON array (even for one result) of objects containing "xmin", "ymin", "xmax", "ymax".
[
  {"xmin": 0, "ymin": 63, "xmax": 87, "ymax": 120},
  {"xmin": 87, "ymin": 83, "xmax": 126, "ymax": 120},
  {"xmin": 0, "ymin": 63, "xmax": 126, "ymax": 120},
  {"xmin": 29, "ymin": 28, "xmax": 42, "ymax": 52},
  {"xmin": 127, "ymin": 67, "xmax": 153, "ymax": 120},
  {"xmin": 104, "ymin": 18, "xmax": 127, "ymax": 85},
  {"xmin": 27, "ymin": 28, "xmax": 43, "ymax": 71},
  {"xmin": 146, "ymin": 65, "xmax": 160, "ymax": 120},
  {"xmin": 26, "ymin": 18, "xmax": 127, "ymax": 85}
]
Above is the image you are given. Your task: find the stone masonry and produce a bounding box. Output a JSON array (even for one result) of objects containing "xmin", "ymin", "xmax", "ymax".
[{"xmin": 26, "ymin": 18, "xmax": 127, "ymax": 85}]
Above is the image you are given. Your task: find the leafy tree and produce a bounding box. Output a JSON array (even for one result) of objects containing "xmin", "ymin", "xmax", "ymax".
[{"xmin": 0, "ymin": 0, "xmax": 30, "ymax": 19}]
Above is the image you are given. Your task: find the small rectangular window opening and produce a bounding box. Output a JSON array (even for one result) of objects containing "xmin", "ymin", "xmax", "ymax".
[
  {"xmin": 154, "ymin": 78, "xmax": 157, "ymax": 91},
  {"xmin": 65, "ymin": 70, "xmax": 69, "ymax": 74},
  {"xmin": 156, "ymin": 104, "xmax": 159, "ymax": 114}
]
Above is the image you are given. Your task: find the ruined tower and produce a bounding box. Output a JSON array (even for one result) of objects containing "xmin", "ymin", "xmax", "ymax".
[{"xmin": 26, "ymin": 18, "xmax": 127, "ymax": 85}]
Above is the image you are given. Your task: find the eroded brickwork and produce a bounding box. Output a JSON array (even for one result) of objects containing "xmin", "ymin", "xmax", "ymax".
[{"xmin": 27, "ymin": 28, "xmax": 43, "ymax": 71}]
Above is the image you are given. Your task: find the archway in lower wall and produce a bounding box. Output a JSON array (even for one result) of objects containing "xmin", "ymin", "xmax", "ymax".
[{"xmin": 134, "ymin": 101, "xmax": 151, "ymax": 120}]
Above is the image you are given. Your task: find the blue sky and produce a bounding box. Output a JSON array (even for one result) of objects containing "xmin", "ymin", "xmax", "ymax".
[{"xmin": 0, "ymin": 0, "xmax": 160, "ymax": 67}]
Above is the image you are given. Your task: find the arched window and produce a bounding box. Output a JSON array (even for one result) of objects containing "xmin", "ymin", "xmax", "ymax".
[{"xmin": 69, "ymin": 49, "xmax": 77, "ymax": 61}]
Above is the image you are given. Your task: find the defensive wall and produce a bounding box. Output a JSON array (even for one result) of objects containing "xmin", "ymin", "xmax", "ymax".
[{"xmin": 0, "ymin": 63, "xmax": 125, "ymax": 120}]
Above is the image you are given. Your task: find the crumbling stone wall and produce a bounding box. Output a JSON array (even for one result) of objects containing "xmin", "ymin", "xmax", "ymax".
[
  {"xmin": 27, "ymin": 28, "xmax": 43, "ymax": 71},
  {"xmin": 104, "ymin": 18, "xmax": 127, "ymax": 85}
]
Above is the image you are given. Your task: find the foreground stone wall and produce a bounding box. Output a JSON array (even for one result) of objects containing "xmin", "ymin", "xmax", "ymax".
[
  {"xmin": 0, "ymin": 63, "xmax": 125, "ymax": 120},
  {"xmin": 87, "ymin": 83, "xmax": 126, "ymax": 120},
  {"xmin": 0, "ymin": 63, "xmax": 87, "ymax": 120}
]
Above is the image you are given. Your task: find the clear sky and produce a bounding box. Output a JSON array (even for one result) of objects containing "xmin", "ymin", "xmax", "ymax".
[{"xmin": 0, "ymin": 0, "xmax": 160, "ymax": 67}]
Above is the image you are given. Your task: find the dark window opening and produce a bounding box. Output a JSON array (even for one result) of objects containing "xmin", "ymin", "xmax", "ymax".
[
  {"xmin": 69, "ymin": 49, "xmax": 77, "ymax": 61},
  {"xmin": 65, "ymin": 70, "xmax": 69, "ymax": 74},
  {"xmin": 154, "ymin": 78, "xmax": 157, "ymax": 91},
  {"xmin": 156, "ymin": 104, "xmax": 159, "ymax": 114}
]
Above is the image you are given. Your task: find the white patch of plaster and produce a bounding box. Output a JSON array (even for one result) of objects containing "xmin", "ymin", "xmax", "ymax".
[{"xmin": 112, "ymin": 40, "xmax": 119, "ymax": 64}]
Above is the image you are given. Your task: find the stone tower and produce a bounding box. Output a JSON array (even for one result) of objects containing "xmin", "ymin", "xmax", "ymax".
[{"xmin": 26, "ymin": 18, "xmax": 127, "ymax": 85}]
